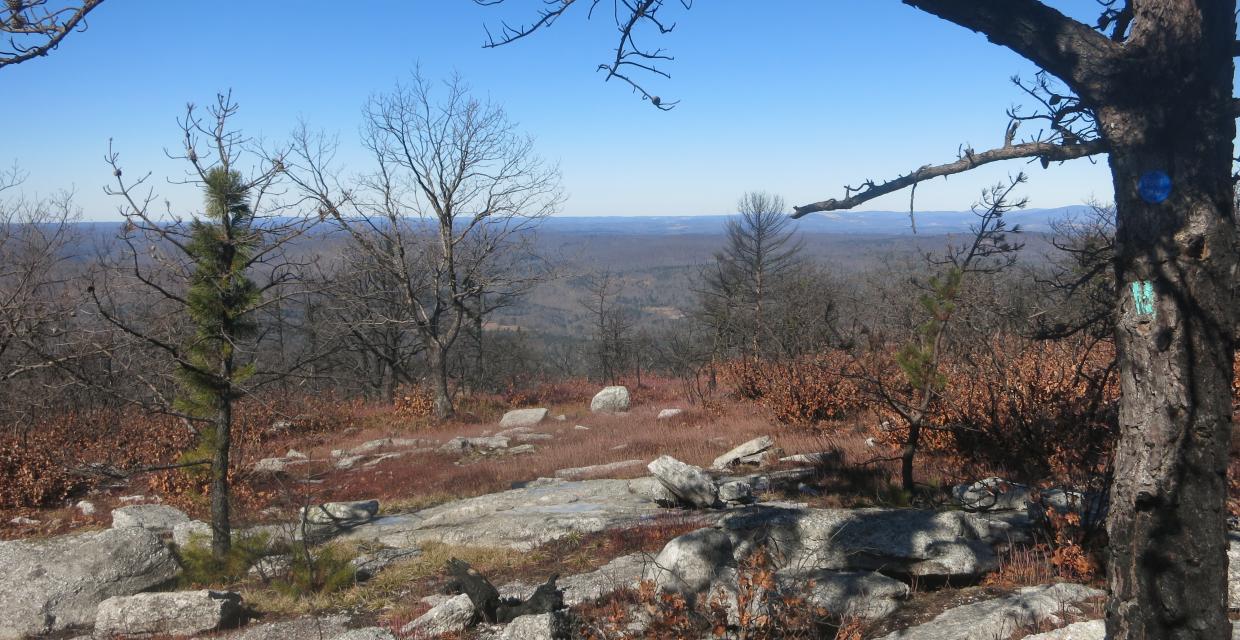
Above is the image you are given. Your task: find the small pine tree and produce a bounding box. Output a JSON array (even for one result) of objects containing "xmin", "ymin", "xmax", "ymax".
[{"xmin": 177, "ymin": 167, "xmax": 261, "ymax": 558}]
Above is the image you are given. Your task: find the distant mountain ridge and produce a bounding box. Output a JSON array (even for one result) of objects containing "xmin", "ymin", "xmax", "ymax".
[
  {"xmin": 72, "ymin": 205, "xmax": 1090, "ymax": 237},
  {"xmin": 539, "ymin": 206, "xmax": 1089, "ymax": 235}
]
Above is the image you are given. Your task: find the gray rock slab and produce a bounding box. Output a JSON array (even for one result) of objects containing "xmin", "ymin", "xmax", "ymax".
[
  {"xmin": 499, "ymin": 611, "xmax": 573, "ymax": 640},
  {"xmin": 656, "ymin": 409, "xmax": 683, "ymax": 420},
  {"xmin": 712, "ymin": 436, "xmax": 774, "ymax": 469},
  {"xmin": 341, "ymin": 479, "xmax": 680, "ymax": 551},
  {"xmin": 1022, "ymin": 620, "xmax": 1104, "ymax": 640},
  {"xmin": 876, "ymin": 583, "xmax": 1103, "ymax": 640},
  {"xmin": 648, "ymin": 455, "xmax": 719, "ymax": 508},
  {"xmin": 302, "ymin": 500, "xmax": 379, "ymax": 526},
  {"xmin": 0, "ymin": 527, "xmax": 180, "ymax": 638},
  {"xmin": 554, "ymin": 459, "xmax": 645, "ymax": 480},
  {"xmin": 331, "ymin": 628, "xmax": 398, "ymax": 640},
  {"xmin": 500, "ymin": 408, "xmax": 549, "ymax": 428},
  {"xmin": 111, "ymin": 504, "xmax": 190, "ymax": 534},
  {"xmin": 720, "ymin": 505, "xmax": 1011, "ymax": 579},
  {"xmin": 779, "ymin": 569, "xmax": 909, "ymax": 619},
  {"xmin": 221, "ymin": 614, "xmax": 351, "ymax": 640},
  {"xmin": 94, "ymin": 589, "xmax": 242, "ymax": 637}
]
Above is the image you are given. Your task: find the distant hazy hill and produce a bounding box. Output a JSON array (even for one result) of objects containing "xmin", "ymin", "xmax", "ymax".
[{"xmin": 540, "ymin": 206, "xmax": 1088, "ymax": 235}]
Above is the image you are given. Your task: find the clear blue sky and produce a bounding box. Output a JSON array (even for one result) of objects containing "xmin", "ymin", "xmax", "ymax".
[{"xmin": 2, "ymin": 1, "xmax": 1115, "ymax": 220}]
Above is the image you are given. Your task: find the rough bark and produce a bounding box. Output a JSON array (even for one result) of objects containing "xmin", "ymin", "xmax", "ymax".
[
  {"xmin": 1100, "ymin": 4, "xmax": 1238, "ymax": 637},
  {"xmin": 210, "ymin": 395, "xmax": 232, "ymax": 558},
  {"xmin": 428, "ymin": 345, "xmax": 453, "ymax": 420}
]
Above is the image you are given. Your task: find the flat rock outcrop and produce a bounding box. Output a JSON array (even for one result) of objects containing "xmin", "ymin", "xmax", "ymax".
[
  {"xmin": 342, "ymin": 479, "xmax": 686, "ymax": 551},
  {"xmin": 0, "ymin": 527, "xmax": 180, "ymax": 638},
  {"xmin": 644, "ymin": 528, "xmax": 735, "ymax": 596},
  {"xmin": 94, "ymin": 589, "xmax": 242, "ymax": 637},
  {"xmin": 111, "ymin": 504, "xmax": 190, "ymax": 534},
  {"xmin": 780, "ymin": 569, "xmax": 909, "ymax": 619},
  {"xmin": 721, "ymin": 505, "xmax": 1011, "ymax": 579},
  {"xmin": 876, "ymin": 583, "xmax": 1103, "ymax": 640}
]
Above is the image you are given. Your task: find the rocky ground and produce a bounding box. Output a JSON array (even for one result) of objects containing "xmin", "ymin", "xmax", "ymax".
[{"xmin": 2, "ymin": 385, "xmax": 1237, "ymax": 639}]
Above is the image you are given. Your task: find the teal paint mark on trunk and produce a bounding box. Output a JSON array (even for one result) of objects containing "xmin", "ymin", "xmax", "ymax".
[{"xmin": 1131, "ymin": 280, "xmax": 1156, "ymax": 318}]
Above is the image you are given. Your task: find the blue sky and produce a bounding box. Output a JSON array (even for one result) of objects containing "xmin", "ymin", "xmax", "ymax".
[{"xmin": 2, "ymin": 1, "xmax": 1115, "ymax": 219}]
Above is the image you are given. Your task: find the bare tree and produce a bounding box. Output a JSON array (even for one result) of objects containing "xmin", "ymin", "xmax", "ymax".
[
  {"xmin": 578, "ymin": 270, "xmax": 633, "ymax": 384},
  {"xmin": 703, "ymin": 191, "xmax": 803, "ymax": 361},
  {"xmin": 1, "ymin": 0, "xmax": 102, "ymax": 70},
  {"xmin": 285, "ymin": 72, "xmax": 561, "ymax": 419},
  {"xmin": 482, "ymin": 3, "xmax": 1240, "ymax": 635}
]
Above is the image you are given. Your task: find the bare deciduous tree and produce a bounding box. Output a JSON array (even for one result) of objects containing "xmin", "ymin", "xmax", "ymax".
[{"xmin": 286, "ymin": 72, "xmax": 561, "ymax": 419}]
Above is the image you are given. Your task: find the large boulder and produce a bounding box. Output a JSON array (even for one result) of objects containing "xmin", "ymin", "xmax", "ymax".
[
  {"xmin": 876, "ymin": 583, "xmax": 1103, "ymax": 640},
  {"xmin": 648, "ymin": 455, "xmax": 719, "ymax": 508},
  {"xmin": 94, "ymin": 590, "xmax": 242, "ymax": 637},
  {"xmin": 644, "ymin": 528, "xmax": 734, "ymax": 597},
  {"xmin": 0, "ymin": 527, "xmax": 180, "ymax": 638},
  {"xmin": 778, "ymin": 570, "xmax": 908, "ymax": 619},
  {"xmin": 712, "ymin": 436, "xmax": 775, "ymax": 469},
  {"xmin": 111, "ymin": 504, "xmax": 191, "ymax": 534},
  {"xmin": 721, "ymin": 505, "xmax": 1010, "ymax": 579},
  {"xmin": 499, "ymin": 611, "xmax": 573, "ymax": 640},
  {"xmin": 500, "ymin": 408, "xmax": 549, "ymax": 428},
  {"xmin": 590, "ymin": 386, "xmax": 631, "ymax": 413},
  {"xmin": 952, "ymin": 477, "xmax": 1034, "ymax": 512}
]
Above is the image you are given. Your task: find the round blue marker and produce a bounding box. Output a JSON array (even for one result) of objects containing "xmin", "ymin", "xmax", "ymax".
[{"xmin": 1138, "ymin": 171, "xmax": 1172, "ymax": 204}]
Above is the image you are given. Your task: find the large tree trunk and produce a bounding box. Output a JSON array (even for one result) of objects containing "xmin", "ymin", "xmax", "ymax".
[
  {"xmin": 1102, "ymin": 9, "xmax": 1238, "ymax": 635},
  {"xmin": 428, "ymin": 345, "xmax": 454, "ymax": 420},
  {"xmin": 210, "ymin": 396, "xmax": 232, "ymax": 558}
]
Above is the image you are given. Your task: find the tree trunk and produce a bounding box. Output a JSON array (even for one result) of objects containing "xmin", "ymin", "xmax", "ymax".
[
  {"xmin": 901, "ymin": 419, "xmax": 919, "ymax": 494},
  {"xmin": 210, "ymin": 396, "xmax": 232, "ymax": 558},
  {"xmin": 1101, "ymin": 18, "xmax": 1238, "ymax": 635},
  {"xmin": 428, "ymin": 345, "xmax": 453, "ymax": 420}
]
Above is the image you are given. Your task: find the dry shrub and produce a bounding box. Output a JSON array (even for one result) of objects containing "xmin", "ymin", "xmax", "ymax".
[
  {"xmin": 393, "ymin": 385, "xmax": 435, "ymax": 419},
  {"xmin": 721, "ymin": 354, "xmax": 866, "ymax": 428}
]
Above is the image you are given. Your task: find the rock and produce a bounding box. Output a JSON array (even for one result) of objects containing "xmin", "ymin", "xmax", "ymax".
[
  {"xmin": 718, "ymin": 480, "xmax": 755, "ymax": 505},
  {"xmin": 557, "ymin": 553, "xmax": 646, "ymax": 606},
  {"xmin": 1021, "ymin": 620, "xmax": 1104, "ymax": 640},
  {"xmin": 515, "ymin": 432, "xmax": 554, "ymax": 443},
  {"xmin": 590, "ymin": 386, "xmax": 631, "ymax": 413},
  {"xmin": 226, "ymin": 614, "xmax": 350, "ymax": 640},
  {"xmin": 499, "ymin": 611, "xmax": 572, "ymax": 640},
  {"xmin": 335, "ymin": 455, "xmax": 365, "ymax": 470},
  {"xmin": 118, "ymin": 495, "xmax": 157, "ymax": 505},
  {"xmin": 94, "ymin": 589, "xmax": 242, "ymax": 637},
  {"xmin": 778, "ymin": 570, "xmax": 908, "ymax": 619},
  {"xmin": 8, "ymin": 516, "xmax": 37, "ymax": 525},
  {"xmin": 440, "ymin": 435, "xmax": 511, "ymax": 454},
  {"xmin": 76, "ymin": 500, "xmax": 97, "ymax": 516},
  {"xmin": 952, "ymin": 477, "xmax": 1033, "ymax": 512},
  {"xmin": 248, "ymin": 555, "xmax": 291, "ymax": 580},
  {"xmin": 351, "ymin": 438, "xmax": 395, "ymax": 455},
  {"xmin": 627, "ymin": 476, "xmax": 680, "ymax": 505},
  {"xmin": 500, "ymin": 408, "xmax": 549, "ymax": 428},
  {"xmin": 0, "ymin": 527, "xmax": 180, "ymax": 638},
  {"xmin": 403, "ymin": 594, "xmax": 473, "ymax": 636},
  {"xmin": 331, "ymin": 628, "xmax": 397, "ymax": 640},
  {"xmin": 352, "ymin": 548, "xmax": 421, "ymax": 582},
  {"xmin": 712, "ymin": 436, "xmax": 775, "ymax": 469},
  {"xmin": 656, "ymin": 408, "xmax": 683, "ymax": 420},
  {"xmin": 342, "ymin": 479, "xmax": 688, "ymax": 551},
  {"xmin": 286, "ymin": 448, "xmax": 308, "ymax": 460},
  {"xmin": 644, "ymin": 528, "xmax": 734, "ymax": 597},
  {"xmin": 504, "ymin": 444, "xmax": 538, "ymax": 456},
  {"xmin": 554, "ymin": 459, "xmax": 645, "ymax": 480},
  {"xmin": 302, "ymin": 500, "xmax": 379, "ymax": 527},
  {"xmin": 779, "ymin": 451, "xmax": 841, "ymax": 466},
  {"xmin": 573, "ymin": 425, "xmax": 590, "ymax": 431},
  {"xmin": 610, "ymin": 443, "xmax": 629, "ymax": 451},
  {"xmin": 721, "ymin": 505, "xmax": 1008, "ymax": 579},
  {"xmin": 1230, "ymin": 532, "xmax": 1240, "ymax": 609},
  {"xmin": 648, "ymin": 455, "xmax": 719, "ymax": 508},
  {"xmin": 111, "ymin": 504, "xmax": 190, "ymax": 534},
  {"xmin": 876, "ymin": 583, "xmax": 1103, "ymax": 640},
  {"xmin": 173, "ymin": 520, "xmax": 212, "ymax": 547},
  {"xmin": 254, "ymin": 456, "xmax": 300, "ymax": 474}
]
